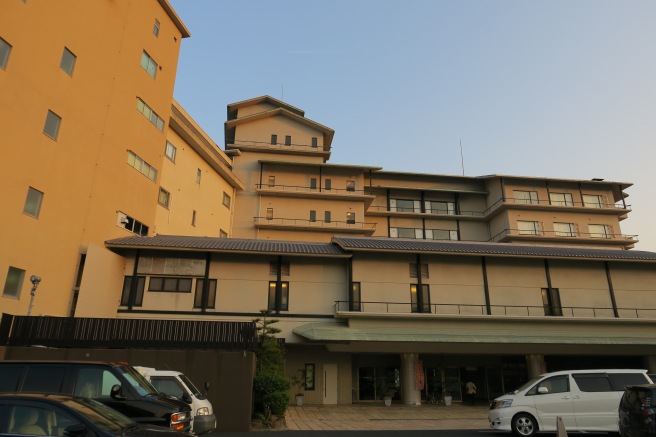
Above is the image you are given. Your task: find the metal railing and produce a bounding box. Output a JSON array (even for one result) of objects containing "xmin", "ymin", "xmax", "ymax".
[
  {"xmin": 229, "ymin": 139, "xmax": 330, "ymax": 153},
  {"xmin": 0, "ymin": 313, "xmax": 258, "ymax": 350},
  {"xmin": 254, "ymin": 216, "xmax": 376, "ymax": 230},
  {"xmin": 256, "ymin": 183, "xmax": 368, "ymax": 196},
  {"xmin": 366, "ymin": 205, "xmax": 485, "ymax": 217},
  {"xmin": 333, "ymin": 301, "xmax": 656, "ymax": 319},
  {"xmin": 488, "ymin": 228, "xmax": 638, "ymax": 243},
  {"xmin": 483, "ymin": 197, "xmax": 630, "ymax": 216}
]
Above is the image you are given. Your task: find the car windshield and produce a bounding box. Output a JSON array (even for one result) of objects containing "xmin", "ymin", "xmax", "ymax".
[
  {"xmin": 511, "ymin": 377, "xmax": 544, "ymax": 394},
  {"xmin": 179, "ymin": 374, "xmax": 204, "ymax": 399},
  {"xmin": 117, "ymin": 366, "xmax": 159, "ymax": 396},
  {"xmin": 63, "ymin": 397, "xmax": 135, "ymax": 432}
]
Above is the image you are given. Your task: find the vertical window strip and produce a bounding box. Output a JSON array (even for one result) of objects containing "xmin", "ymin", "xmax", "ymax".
[
  {"xmin": 136, "ymin": 98, "xmax": 164, "ymax": 131},
  {"xmin": 127, "ymin": 151, "xmax": 157, "ymax": 182}
]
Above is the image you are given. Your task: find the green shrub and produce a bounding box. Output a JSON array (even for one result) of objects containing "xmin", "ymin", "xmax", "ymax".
[{"xmin": 253, "ymin": 373, "xmax": 290, "ymax": 417}]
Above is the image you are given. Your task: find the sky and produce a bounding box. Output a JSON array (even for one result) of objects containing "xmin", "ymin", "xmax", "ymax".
[{"xmin": 169, "ymin": 0, "xmax": 656, "ymax": 251}]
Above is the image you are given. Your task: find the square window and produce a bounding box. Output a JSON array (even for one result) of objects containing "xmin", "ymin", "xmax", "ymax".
[
  {"xmin": 346, "ymin": 180, "xmax": 355, "ymax": 191},
  {"xmin": 346, "ymin": 212, "xmax": 355, "ymax": 224},
  {"xmin": 165, "ymin": 141, "xmax": 177, "ymax": 162},
  {"xmin": 43, "ymin": 110, "xmax": 62, "ymax": 140},
  {"xmin": 325, "ymin": 211, "xmax": 331, "ymax": 223},
  {"xmin": 3, "ymin": 266, "xmax": 25, "ymax": 298},
  {"xmin": 158, "ymin": 188, "xmax": 170, "ymax": 208},
  {"xmin": 0, "ymin": 37, "xmax": 11, "ymax": 70},
  {"xmin": 140, "ymin": 51, "xmax": 157, "ymax": 78},
  {"xmin": 222, "ymin": 192, "xmax": 231, "ymax": 209},
  {"xmin": 285, "ymin": 135, "xmax": 291, "ymax": 146},
  {"xmin": 23, "ymin": 187, "xmax": 44, "ymax": 217},
  {"xmin": 153, "ymin": 19, "xmax": 160, "ymax": 37},
  {"xmin": 60, "ymin": 47, "xmax": 76, "ymax": 76}
]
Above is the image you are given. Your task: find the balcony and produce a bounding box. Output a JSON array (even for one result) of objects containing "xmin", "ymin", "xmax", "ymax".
[
  {"xmin": 366, "ymin": 205, "xmax": 485, "ymax": 220},
  {"xmin": 489, "ymin": 228, "xmax": 638, "ymax": 247},
  {"xmin": 334, "ymin": 301, "xmax": 656, "ymax": 319},
  {"xmin": 484, "ymin": 197, "xmax": 631, "ymax": 218},
  {"xmin": 256, "ymin": 184, "xmax": 375, "ymax": 203},
  {"xmin": 228, "ymin": 139, "xmax": 330, "ymax": 157},
  {"xmin": 254, "ymin": 217, "xmax": 376, "ymax": 234}
]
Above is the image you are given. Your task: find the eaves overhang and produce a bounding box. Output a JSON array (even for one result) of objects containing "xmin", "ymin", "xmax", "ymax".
[
  {"xmin": 227, "ymin": 96, "xmax": 305, "ymax": 117},
  {"xmin": 259, "ymin": 160, "xmax": 382, "ymax": 171},
  {"xmin": 331, "ymin": 236, "xmax": 656, "ymax": 263},
  {"xmin": 105, "ymin": 235, "xmax": 350, "ymax": 258},
  {"xmin": 158, "ymin": 0, "xmax": 191, "ymax": 38}
]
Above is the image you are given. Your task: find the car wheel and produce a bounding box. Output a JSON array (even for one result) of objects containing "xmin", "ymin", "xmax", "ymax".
[{"xmin": 512, "ymin": 413, "xmax": 537, "ymax": 437}]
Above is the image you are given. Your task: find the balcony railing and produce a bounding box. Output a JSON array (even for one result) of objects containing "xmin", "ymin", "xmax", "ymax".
[
  {"xmin": 334, "ymin": 301, "xmax": 656, "ymax": 319},
  {"xmin": 483, "ymin": 197, "xmax": 630, "ymax": 216},
  {"xmin": 489, "ymin": 228, "xmax": 638, "ymax": 243},
  {"xmin": 256, "ymin": 183, "xmax": 368, "ymax": 196},
  {"xmin": 254, "ymin": 216, "xmax": 376, "ymax": 231},
  {"xmin": 366, "ymin": 205, "xmax": 485, "ymax": 217},
  {"xmin": 230, "ymin": 139, "xmax": 330, "ymax": 153}
]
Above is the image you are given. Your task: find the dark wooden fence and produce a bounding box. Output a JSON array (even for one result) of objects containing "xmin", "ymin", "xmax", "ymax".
[{"xmin": 0, "ymin": 313, "xmax": 257, "ymax": 350}]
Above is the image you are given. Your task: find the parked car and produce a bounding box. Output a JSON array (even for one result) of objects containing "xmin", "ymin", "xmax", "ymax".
[
  {"xmin": 134, "ymin": 367, "xmax": 216, "ymax": 434},
  {"xmin": 0, "ymin": 393, "xmax": 191, "ymax": 437},
  {"xmin": 489, "ymin": 369, "xmax": 652, "ymax": 436},
  {"xmin": 618, "ymin": 383, "xmax": 656, "ymax": 437},
  {"xmin": 0, "ymin": 361, "xmax": 191, "ymax": 432}
]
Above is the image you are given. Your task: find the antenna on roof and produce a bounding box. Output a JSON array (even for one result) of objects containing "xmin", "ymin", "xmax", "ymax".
[
  {"xmin": 281, "ymin": 84, "xmax": 284, "ymax": 101},
  {"xmin": 460, "ymin": 139, "xmax": 465, "ymax": 176}
]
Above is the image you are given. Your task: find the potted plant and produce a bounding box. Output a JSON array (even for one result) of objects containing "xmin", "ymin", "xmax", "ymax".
[
  {"xmin": 443, "ymin": 390, "xmax": 452, "ymax": 406},
  {"xmin": 290, "ymin": 368, "xmax": 307, "ymax": 407}
]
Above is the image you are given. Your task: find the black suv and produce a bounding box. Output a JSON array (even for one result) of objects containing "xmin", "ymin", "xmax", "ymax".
[{"xmin": 619, "ymin": 383, "xmax": 656, "ymax": 437}]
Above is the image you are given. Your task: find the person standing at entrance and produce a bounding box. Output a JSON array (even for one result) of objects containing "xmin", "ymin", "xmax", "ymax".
[{"xmin": 465, "ymin": 380, "xmax": 476, "ymax": 405}]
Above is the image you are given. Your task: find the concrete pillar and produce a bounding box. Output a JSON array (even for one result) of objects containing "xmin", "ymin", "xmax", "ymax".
[
  {"xmin": 525, "ymin": 354, "xmax": 546, "ymax": 379},
  {"xmin": 400, "ymin": 353, "xmax": 422, "ymax": 405},
  {"xmin": 643, "ymin": 356, "xmax": 656, "ymax": 374}
]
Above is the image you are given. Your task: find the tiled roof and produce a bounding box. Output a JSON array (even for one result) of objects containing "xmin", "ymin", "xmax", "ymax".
[
  {"xmin": 331, "ymin": 236, "xmax": 656, "ymax": 261},
  {"xmin": 106, "ymin": 235, "xmax": 347, "ymax": 256}
]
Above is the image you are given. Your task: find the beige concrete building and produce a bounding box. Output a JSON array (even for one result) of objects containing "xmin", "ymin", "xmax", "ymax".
[{"xmin": 3, "ymin": 1, "xmax": 656, "ymax": 409}]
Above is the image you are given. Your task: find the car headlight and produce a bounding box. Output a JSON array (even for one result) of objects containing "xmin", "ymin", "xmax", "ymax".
[
  {"xmin": 197, "ymin": 407, "xmax": 210, "ymax": 416},
  {"xmin": 492, "ymin": 399, "xmax": 513, "ymax": 409},
  {"xmin": 171, "ymin": 411, "xmax": 188, "ymax": 423}
]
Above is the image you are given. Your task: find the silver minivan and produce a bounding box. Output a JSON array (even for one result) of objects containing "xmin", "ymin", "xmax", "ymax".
[{"xmin": 489, "ymin": 369, "xmax": 652, "ymax": 436}]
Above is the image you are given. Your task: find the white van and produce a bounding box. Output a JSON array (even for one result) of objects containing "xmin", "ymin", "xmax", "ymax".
[
  {"xmin": 135, "ymin": 367, "xmax": 216, "ymax": 435},
  {"xmin": 488, "ymin": 369, "xmax": 652, "ymax": 436}
]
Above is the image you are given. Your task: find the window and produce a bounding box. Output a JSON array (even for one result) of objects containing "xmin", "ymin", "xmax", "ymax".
[
  {"xmin": 394, "ymin": 228, "xmax": 418, "ymax": 239},
  {"xmin": 59, "ymin": 47, "xmax": 76, "ymax": 76},
  {"xmin": 514, "ymin": 190, "xmax": 539, "ymax": 204},
  {"xmin": 23, "ymin": 187, "xmax": 44, "ymax": 217},
  {"xmin": 136, "ymin": 98, "xmax": 164, "ymax": 131},
  {"xmin": 165, "ymin": 141, "xmax": 177, "ymax": 162},
  {"xmin": 194, "ymin": 278, "xmax": 216, "ymax": 308},
  {"xmin": 158, "ymin": 188, "xmax": 170, "ymax": 208},
  {"xmin": 309, "ymin": 210, "xmax": 316, "ymax": 222},
  {"xmin": 346, "ymin": 212, "xmax": 355, "ymax": 224},
  {"xmin": 426, "ymin": 229, "xmax": 458, "ymax": 241},
  {"xmin": 325, "ymin": 179, "xmax": 331, "ymax": 190},
  {"xmin": 583, "ymin": 194, "xmax": 605, "ymax": 208},
  {"xmin": 268, "ymin": 175, "xmax": 275, "ymax": 187},
  {"xmin": 191, "ymin": 210, "xmax": 197, "ymax": 226},
  {"xmin": 285, "ymin": 135, "xmax": 291, "ymax": 146},
  {"xmin": 269, "ymin": 261, "xmax": 290, "ymax": 276},
  {"xmin": 266, "ymin": 208, "xmax": 273, "ymax": 220},
  {"xmin": 530, "ymin": 375, "xmax": 569, "ymax": 395},
  {"xmin": 553, "ymin": 222, "xmax": 577, "ymax": 237},
  {"xmin": 268, "ymin": 281, "xmax": 289, "ymax": 312},
  {"xmin": 572, "ymin": 374, "xmax": 613, "ymax": 392},
  {"xmin": 222, "ymin": 192, "xmax": 231, "ymax": 209},
  {"xmin": 410, "ymin": 284, "xmax": 431, "ymax": 313},
  {"xmin": 346, "ymin": 180, "xmax": 355, "ymax": 192},
  {"xmin": 120, "ymin": 276, "xmax": 145, "ymax": 306},
  {"xmin": 350, "ymin": 282, "xmax": 361, "ymax": 311},
  {"xmin": 149, "ymin": 277, "xmax": 193, "ymax": 293},
  {"xmin": 151, "ymin": 377, "xmax": 184, "ymax": 399},
  {"xmin": 3, "ymin": 266, "xmax": 25, "ymax": 298},
  {"xmin": 542, "ymin": 287, "xmax": 562, "ymax": 316},
  {"xmin": 589, "ymin": 224, "xmax": 612, "ymax": 239},
  {"xmin": 0, "ymin": 37, "xmax": 11, "ymax": 70},
  {"xmin": 43, "ymin": 110, "xmax": 62, "ymax": 140},
  {"xmin": 324, "ymin": 211, "xmax": 331, "ymax": 223},
  {"xmin": 310, "ymin": 178, "xmax": 317, "ymax": 190},
  {"xmin": 153, "ymin": 19, "xmax": 160, "ymax": 37},
  {"xmin": 127, "ymin": 151, "xmax": 157, "ymax": 182},
  {"xmin": 196, "ymin": 169, "xmax": 201, "ymax": 184},
  {"xmin": 311, "ymin": 137, "xmax": 318, "ymax": 148},
  {"xmin": 549, "ymin": 192, "xmax": 573, "ymax": 206},
  {"xmin": 219, "ymin": 229, "xmax": 228, "ymax": 238},
  {"xmin": 23, "ymin": 367, "xmax": 66, "ymax": 393},
  {"xmin": 391, "ymin": 199, "xmax": 418, "ymax": 213},
  {"xmin": 117, "ymin": 212, "xmax": 149, "ymax": 236},
  {"xmin": 271, "ymin": 134, "xmax": 277, "ymax": 145},
  {"xmin": 425, "ymin": 200, "xmax": 455, "ymax": 215},
  {"xmin": 517, "ymin": 220, "xmax": 541, "ymax": 236},
  {"xmin": 140, "ymin": 50, "xmax": 158, "ymax": 78},
  {"xmin": 409, "ymin": 263, "xmax": 429, "ymax": 279}
]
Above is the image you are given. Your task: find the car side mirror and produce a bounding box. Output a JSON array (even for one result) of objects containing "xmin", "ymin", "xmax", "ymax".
[
  {"xmin": 182, "ymin": 392, "xmax": 193, "ymax": 404},
  {"xmin": 538, "ymin": 387, "xmax": 549, "ymax": 394},
  {"xmin": 64, "ymin": 424, "xmax": 87, "ymax": 437},
  {"xmin": 110, "ymin": 384, "xmax": 126, "ymax": 400}
]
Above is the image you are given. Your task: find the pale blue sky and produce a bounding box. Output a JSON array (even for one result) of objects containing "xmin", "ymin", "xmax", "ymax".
[{"xmin": 169, "ymin": 0, "xmax": 656, "ymax": 251}]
